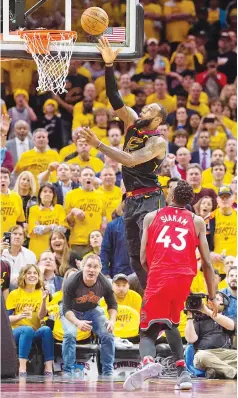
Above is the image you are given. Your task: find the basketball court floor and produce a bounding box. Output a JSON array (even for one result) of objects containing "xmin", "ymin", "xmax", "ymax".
[{"xmin": 1, "ymin": 375, "xmax": 237, "ymax": 398}]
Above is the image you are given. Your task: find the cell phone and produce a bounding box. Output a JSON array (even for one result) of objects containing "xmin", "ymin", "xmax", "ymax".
[
  {"xmin": 3, "ymin": 232, "xmax": 11, "ymax": 245},
  {"xmin": 204, "ymin": 117, "xmax": 215, "ymax": 124}
]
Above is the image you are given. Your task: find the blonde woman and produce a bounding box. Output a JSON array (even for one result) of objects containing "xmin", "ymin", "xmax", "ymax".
[
  {"xmin": 13, "ymin": 171, "xmax": 37, "ymax": 222},
  {"xmin": 49, "ymin": 231, "xmax": 80, "ymax": 276},
  {"xmin": 6, "ymin": 264, "xmax": 54, "ymax": 376}
]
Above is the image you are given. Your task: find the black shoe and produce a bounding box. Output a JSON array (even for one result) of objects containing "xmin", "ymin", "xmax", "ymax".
[
  {"xmin": 206, "ymin": 369, "xmax": 217, "ymax": 379},
  {"xmin": 175, "ymin": 370, "xmax": 192, "ymax": 390}
]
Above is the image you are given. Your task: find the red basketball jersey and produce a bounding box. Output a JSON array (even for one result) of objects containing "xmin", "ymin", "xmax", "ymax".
[{"xmin": 146, "ymin": 206, "xmax": 199, "ymax": 278}]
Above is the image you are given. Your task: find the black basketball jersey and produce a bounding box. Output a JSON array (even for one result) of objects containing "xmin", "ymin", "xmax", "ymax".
[{"xmin": 122, "ymin": 125, "xmax": 164, "ymax": 192}]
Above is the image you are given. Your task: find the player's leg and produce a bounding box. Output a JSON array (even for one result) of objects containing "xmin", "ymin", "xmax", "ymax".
[{"xmin": 123, "ymin": 323, "xmax": 163, "ymax": 391}]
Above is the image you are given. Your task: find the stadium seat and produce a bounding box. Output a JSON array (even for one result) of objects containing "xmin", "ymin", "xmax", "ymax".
[{"xmin": 184, "ymin": 344, "xmax": 206, "ymax": 377}]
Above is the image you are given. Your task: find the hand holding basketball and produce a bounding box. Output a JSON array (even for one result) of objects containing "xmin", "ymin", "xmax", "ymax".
[{"xmin": 97, "ymin": 37, "xmax": 122, "ymax": 64}]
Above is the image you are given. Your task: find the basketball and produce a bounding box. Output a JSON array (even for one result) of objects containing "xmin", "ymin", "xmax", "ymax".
[{"xmin": 81, "ymin": 7, "xmax": 109, "ymax": 36}]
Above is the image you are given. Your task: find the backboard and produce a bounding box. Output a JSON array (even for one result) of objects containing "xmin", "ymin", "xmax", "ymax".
[{"xmin": 1, "ymin": 0, "xmax": 144, "ymax": 61}]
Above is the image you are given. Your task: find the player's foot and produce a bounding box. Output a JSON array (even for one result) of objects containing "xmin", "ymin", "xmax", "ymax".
[
  {"xmin": 175, "ymin": 370, "xmax": 192, "ymax": 390},
  {"xmin": 123, "ymin": 362, "xmax": 162, "ymax": 391}
]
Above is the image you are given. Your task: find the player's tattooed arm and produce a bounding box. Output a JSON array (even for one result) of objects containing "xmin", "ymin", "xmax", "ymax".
[{"xmin": 80, "ymin": 128, "xmax": 166, "ymax": 167}]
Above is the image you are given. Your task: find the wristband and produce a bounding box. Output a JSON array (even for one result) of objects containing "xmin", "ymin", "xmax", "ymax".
[{"xmin": 187, "ymin": 317, "xmax": 193, "ymax": 320}]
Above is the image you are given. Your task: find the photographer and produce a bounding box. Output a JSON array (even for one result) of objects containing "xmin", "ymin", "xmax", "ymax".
[{"xmin": 185, "ymin": 292, "xmax": 237, "ymax": 379}]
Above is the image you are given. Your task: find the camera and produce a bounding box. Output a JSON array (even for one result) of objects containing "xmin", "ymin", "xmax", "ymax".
[
  {"xmin": 3, "ymin": 232, "xmax": 11, "ymax": 245},
  {"xmin": 184, "ymin": 293, "xmax": 208, "ymax": 314}
]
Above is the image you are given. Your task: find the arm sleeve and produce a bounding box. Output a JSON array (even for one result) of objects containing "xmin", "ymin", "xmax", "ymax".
[
  {"xmin": 100, "ymin": 223, "xmax": 112, "ymax": 277},
  {"xmin": 105, "ymin": 66, "xmax": 125, "ymax": 110}
]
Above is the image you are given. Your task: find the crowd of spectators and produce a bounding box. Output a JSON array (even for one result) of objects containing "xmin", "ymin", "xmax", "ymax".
[{"xmin": 0, "ymin": 0, "xmax": 237, "ymax": 379}]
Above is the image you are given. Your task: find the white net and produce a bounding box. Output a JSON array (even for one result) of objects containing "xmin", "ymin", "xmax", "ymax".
[{"xmin": 20, "ymin": 31, "xmax": 77, "ymax": 95}]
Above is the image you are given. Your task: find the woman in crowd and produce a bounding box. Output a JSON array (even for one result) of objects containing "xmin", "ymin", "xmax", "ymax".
[
  {"xmin": 38, "ymin": 251, "xmax": 63, "ymax": 295},
  {"xmin": 223, "ymin": 94, "xmax": 237, "ymax": 122},
  {"xmin": 1, "ymin": 225, "xmax": 36, "ymax": 290},
  {"xmin": 13, "ymin": 171, "xmax": 37, "ymax": 226},
  {"xmin": 28, "ymin": 183, "xmax": 68, "ymax": 259},
  {"xmin": 194, "ymin": 196, "xmax": 213, "ymax": 218},
  {"xmin": 172, "ymin": 129, "xmax": 189, "ymax": 148},
  {"xmin": 187, "ymin": 112, "xmax": 201, "ymax": 151},
  {"xmin": 170, "ymin": 107, "xmax": 189, "ymax": 139},
  {"xmin": 49, "ymin": 230, "xmax": 80, "ymax": 276},
  {"xmin": 88, "ymin": 230, "xmax": 103, "ymax": 256},
  {"xmin": 6, "ymin": 264, "xmax": 54, "ymax": 376}
]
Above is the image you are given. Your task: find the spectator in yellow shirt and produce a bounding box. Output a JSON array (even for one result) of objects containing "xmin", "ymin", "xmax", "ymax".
[
  {"xmin": 187, "ymin": 83, "xmax": 210, "ymax": 116},
  {"xmin": 203, "ymin": 114, "xmax": 227, "ymax": 151},
  {"xmin": 72, "ymin": 96, "xmax": 95, "ymax": 131},
  {"xmin": 100, "ymin": 127, "xmax": 123, "ymax": 156},
  {"xmin": 135, "ymin": 38, "xmax": 170, "ymax": 76},
  {"xmin": 201, "ymin": 149, "xmax": 233, "ymax": 186},
  {"xmin": 203, "ymin": 161, "xmax": 227, "ymax": 194},
  {"xmin": 14, "ymin": 129, "xmax": 60, "ymax": 187},
  {"xmin": 102, "ymin": 0, "xmax": 126, "ymax": 26},
  {"xmin": 0, "ymin": 167, "xmax": 25, "ymax": 237},
  {"xmin": 99, "ymin": 167, "xmax": 122, "ymax": 222},
  {"xmin": 65, "ymin": 167, "xmax": 107, "ymax": 257},
  {"xmin": 143, "ymin": 0, "xmax": 163, "ymax": 41},
  {"xmin": 28, "ymin": 183, "xmax": 68, "ymax": 259},
  {"xmin": 69, "ymin": 163, "xmax": 81, "ymax": 185},
  {"xmin": 224, "ymin": 138, "xmax": 237, "ymax": 175},
  {"xmin": 67, "ymin": 138, "xmax": 104, "ymax": 173},
  {"xmin": 100, "ymin": 274, "xmax": 142, "ymax": 315},
  {"xmin": 91, "ymin": 108, "xmax": 110, "ymax": 141},
  {"xmin": 146, "ymin": 77, "xmax": 177, "ymax": 113}
]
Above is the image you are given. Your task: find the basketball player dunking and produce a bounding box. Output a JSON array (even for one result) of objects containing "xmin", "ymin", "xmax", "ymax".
[
  {"xmin": 81, "ymin": 37, "xmax": 167, "ymax": 290},
  {"xmin": 123, "ymin": 180, "xmax": 218, "ymax": 391}
]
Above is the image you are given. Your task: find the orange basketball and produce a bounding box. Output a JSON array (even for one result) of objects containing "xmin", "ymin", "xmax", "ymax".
[{"xmin": 81, "ymin": 7, "xmax": 109, "ymax": 36}]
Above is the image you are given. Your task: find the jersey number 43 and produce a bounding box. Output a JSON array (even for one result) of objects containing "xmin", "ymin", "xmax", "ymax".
[{"xmin": 156, "ymin": 225, "xmax": 188, "ymax": 251}]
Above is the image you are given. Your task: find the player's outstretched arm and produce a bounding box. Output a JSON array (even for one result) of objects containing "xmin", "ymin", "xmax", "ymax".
[
  {"xmin": 80, "ymin": 128, "xmax": 166, "ymax": 167},
  {"xmin": 97, "ymin": 37, "xmax": 137, "ymax": 129}
]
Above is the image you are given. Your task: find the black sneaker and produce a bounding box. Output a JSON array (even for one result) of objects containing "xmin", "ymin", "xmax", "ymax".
[{"xmin": 175, "ymin": 370, "xmax": 192, "ymax": 390}]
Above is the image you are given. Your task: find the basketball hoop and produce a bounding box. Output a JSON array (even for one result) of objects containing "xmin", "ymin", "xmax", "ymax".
[{"xmin": 18, "ymin": 30, "xmax": 77, "ymax": 94}]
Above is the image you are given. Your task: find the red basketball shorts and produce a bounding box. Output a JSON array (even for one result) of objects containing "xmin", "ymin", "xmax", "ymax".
[{"xmin": 140, "ymin": 275, "xmax": 193, "ymax": 331}]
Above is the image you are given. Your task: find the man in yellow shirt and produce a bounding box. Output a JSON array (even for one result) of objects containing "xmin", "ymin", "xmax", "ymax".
[
  {"xmin": 143, "ymin": 0, "xmax": 163, "ymax": 41},
  {"xmin": 136, "ymin": 38, "xmax": 170, "ymax": 75},
  {"xmin": 208, "ymin": 186, "xmax": 237, "ymax": 274},
  {"xmin": 201, "ymin": 149, "xmax": 233, "ymax": 186},
  {"xmin": 187, "ymin": 83, "xmax": 210, "ymax": 116},
  {"xmin": 224, "ymin": 138, "xmax": 237, "ymax": 175},
  {"xmin": 146, "ymin": 77, "xmax": 177, "ymax": 113},
  {"xmin": 101, "ymin": 274, "xmax": 142, "ymax": 315},
  {"xmin": 2, "ymin": 59, "xmax": 37, "ymax": 95},
  {"xmin": 91, "ymin": 108, "xmax": 110, "ymax": 141},
  {"xmin": 14, "ymin": 129, "xmax": 60, "ymax": 187},
  {"xmin": 203, "ymin": 161, "xmax": 227, "ymax": 194},
  {"xmin": 0, "ymin": 167, "xmax": 25, "ymax": 237},
  {"xmin": 99, "ymin": 167, "xmax": 122, "ymax": 222},
  {"xmin": 65, "ymin": 167, "xmax": 107, "ymax": 257},
  {"xmin": 163, "ymin": 0, "xmax": 196, "ymax": 48},
  {"xmin": 67, "ymin": 138, "xmax": 104, "ymax": 173}
]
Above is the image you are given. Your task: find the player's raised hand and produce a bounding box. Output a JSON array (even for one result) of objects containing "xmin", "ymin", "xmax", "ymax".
[
  {"xmin": 97, "ymin": 37, "xmax": 122, "ymax": 64},
  {"xmin": 80, "ymin": 127, "xmax": 100, "ymax": 148}
]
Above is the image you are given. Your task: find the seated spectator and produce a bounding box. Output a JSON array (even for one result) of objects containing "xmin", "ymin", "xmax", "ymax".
[
  {"xmin": 208, "ymin": 186, "xmax": 237, "ymax": 274},
  {"xmin": 0, "ymin": 114, "xmax": 14, "ymax": 172},
  {"xmin": 0, "ymin": 167, "xmax": 25, "ymax": 238},
  {"xmin": 224, "ymin": 94, "xmax": 237, "ymax": 123},
  {"xmin": 118, "ymin": 74, "xmax": 136, "ymax": 107},
  {"xmin": 49, "ymin": 230, "xmax": 80, "ymax": 275},
  {"xmin": 14, "ymin": 128, "xmax": 60, "ymax": 187},
  {"xmin": 13, "ymin": 171, "xmax": 37, "ymax": 226},
  {"xmin": 224, "ymin": 138, "xmax": 237, "ymax": 175},
  {"xmin": 191, "ymin": 130, "xmax": 212, "ymax": 169},
  {"xmin": 132, "ymin": 89, "xmax": 147, "ymax": 116},
  {"xmin": 170, "ymin": 107, "xmax": 189, "ymax": 138},
  {"xmin": 169, "ymin": 36, "xmax": 204, "ymax": 71},
  {"xmin": 146, "ymin": 77, "xmax": 177, "ymax": 114},
  {"xmin": 176, "ymin": 147, "xmax": 192, "ymax": 180},
  {"xmin": 38, "ymin": 251, "xmax": 63, "ymax": 295},
  {"xmin": 187, "ymin": 83, "xmax": 210, "ymax": 116},
  {"xmin": 91, "ymin": 108, "xmax": 110, "ymax": 141},
  {"xmin": 8, "ymin": 90, "xmax": 37, "ymax": 138},
  {"xmin": 35, "ymin": 99, "xmax": 63, "ymax": 150},
  {"xmin": 209, "ymin": 97, "xmax": 236, "ymax": 133},
  {"xmin": 87, "ymin": 230, "xmax": 103, "ymax": 257},
  {"xmin": 6, "ymin": 120, "xmax": 33, "ymax": 166},
  {"xmin": 28, "ymin": 183, "xmax": 67, "ymax": 259},
  {"xmin": 185, "ymin": 291, "xmax": 236, "ymax": 379},
  {"xmin": 186, "ymin": 163, "xmax": 217, "ymax": 210},
  {"xmin": 99, "ymin": 167, "xmax": 122, "ymax": 222},
  {"xmin": 168, "ymin": 53, "xmax": 190, "ymax": 95},
  {"xmin": 104, "ymin": 155, "xmax": 122, "ymax": 188},
  {"xmin": 0, "ymin": 258, "xmax": 11, "ymax": 300},
  {"xmin": 6, "ymin": 264, "xmax": 54, "ymax": 376},
  {"xmin": 65, "ymin": 167, "xmax": 107, "ymax": 257},
  {"xmin": 69, "ymin": 163, "xmax": 81, "ymax": 185},
  {"xmin": 100, "ymin": 273, "xmax": 142, "ymax": 314},
  {"xmin": 203, "ymin": 161, "xmax": 227, "ymax": 194},
  {"xmin": 1, "ymin": 225, "xmax": 36, "ymax": 290},
  {"xmin": 38, "ymin": 162, "xmax": 80, "ymax": 205},
  {"xmin": 67, "ymin": 138, "xmax": 104, "ymax": 174},
  {"xmin": 172, "ymin": 129, "xmax": 189, "ymax": 148},
  {"xmin": 202, "ymin": 149, "xmax": 233, "ymax": 186},
  {"xmin": 187, "ymin": 112, "xmax": 202, "ymax": 151},
  {"xmin": 131, "ymin": 59, "xmax": 159, "ymax": 89},
  {"xmin": 221, "ymin": 266, "xmax": 237, "ymax": 318},
  {"xmin": 62, "ymin": 254, "xmax": 117, "ymax": 376},
  {"xmin": 196, "ymin": 56, "xmax": 227, "ymax": 97}
]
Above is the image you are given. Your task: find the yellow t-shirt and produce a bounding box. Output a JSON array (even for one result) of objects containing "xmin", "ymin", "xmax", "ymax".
[
  {"xmin": 1, "ymin": 191, "xmax": 25, "ymax": 237},
  {"xmin": 146, "ymin": 93, "xmax": 177, "ymax": 113},
  {"xmin": 14, "ymin": 149, "xmax": 60, "ymax": 187},
  {"xmin": 28, "ymin": 205, "xmax": 68, "ymax": 259},
  {"xmin": 100, "ymin": 289, "xmax": 142, "ymax": 314},
  {"xmin": 6, "ymin": 288, "xmax": 43, "ymax": 330},
  {"xmin": 102, "ymin": 2, "xmax": 126, "ymax": 26},
  {"xmin": 187, "ymin": 92, "xmax": 208, "ymax": 105},
  {"xmin": 1, "ymin": 101, "xmax": 7, "ymax": 115},
  {"xmin": 46, "ymin": 291, "xmax": 91, "ymax": 341},
  {"xmin": 187, "ymin": 100, "xmax": 210, "ymax": 116},
  {"xmin": 170, "ymin": 51, "xmax": 203, "ymax": 70},
  {"xmin": 65, "ymin": 188, "xmax": 106, "ymax": 245},
  {"xmin": 202, "ymin": 168, "xmax": 233, "ymax": 186},
  {"xmin": 187, "ymin": 134, "xmax": 195, "ymax": 151},
  {"xmin": 2, "ymin": 59, "xmax": 37, "ymax": 93},
  {"xmin": 136, "ymin": 54, "xmax": 170, "ymax": 75},
  {"xmin": 208, "ymin": 8, "xmax": 219, "ymax": 24},
  {"xmin": 98, "ymin": 90, "xmax": 135, "ymax": 108},
  {"xmin": 91, "ymin": 125, "xmax": 107, "ymax": 141},
  {"xmin": 209, "ymin": 132, "xmax": 227, "ymax": 151},
  {"xmin": 211, "ymin": 209, "xmax": 237, "ymax": 273},
  {"xmin": 163, "ymin": 0, "xmax": 196, "ymax": 43},
  {"xmin": 144, "ymin": 3, "xmax": 162, "ymax": 40},
  {"xmin": 67, "ymin": 156, "xmax": 104, "ymax": 173},
  {"xmin": 99, "ymin": 186, "xmax": 122, "ymax": 222},
  {"xmin": 94, "ymin": 76, "xmax": 105, "ymax": 97},
  {"xmin": 224, "ymin": 159, "xmax": 235, "ymax": 175},
  {"xmin": 59, "ymin": 142, "xmax": 98, "ymax": 161},
  {"xmin": 76, "ymin": 66, "xmax": 92, "ymax": 81},
  {"xmin": 72, "ymin": 100, "xmax": 104, "ymax": 130}
]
